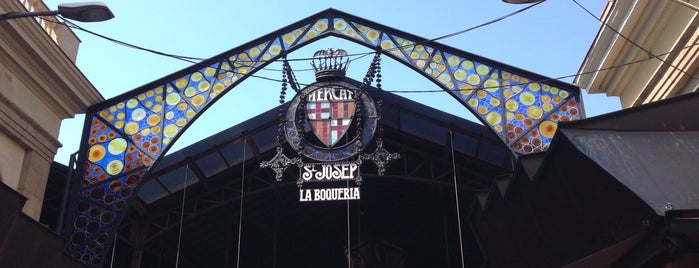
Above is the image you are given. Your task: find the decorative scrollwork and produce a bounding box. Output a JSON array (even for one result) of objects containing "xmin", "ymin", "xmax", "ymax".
[
  {"xmin": 260, "ymin": 147, "xmax": 300, "ymax": 181},
  {"xmin": 362, "ymin": 138, "xmax": 400, "ymax": 176}
]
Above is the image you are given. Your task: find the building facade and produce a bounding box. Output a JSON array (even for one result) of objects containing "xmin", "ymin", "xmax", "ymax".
[
  {"xmin": 576, "ymin": 0, "xmax": 699, "ymax": 107},
  {"xmin": 0, "ymin": 0, "xmax": 102, "ymax": 220}
]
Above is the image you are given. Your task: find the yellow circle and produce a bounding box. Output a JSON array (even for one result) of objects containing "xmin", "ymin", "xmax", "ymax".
[
  {"xmin": 541, "ymin": 95, "xmax": 551, "ymax": 103},
  {"xmin": 461, "ymin": 61, "xmax": 474, "ymax": 70},
  {"xmin": 539, "ymin": 121, "xmax": 558, "ymax": 138},
  {"xmin": 504, "ymin": 89, "xmax": 513, "ymax": 99},
  {"xmin": 476, "ymin": 90, "xmax": 487, "ymax": 99},
  {"xmin": 476, "ymin": 64, "xmax": 489, "ymax": 75},
  {"xmin": 543, "ymin": 103, "xmax": 553, "ymax": 112},
  {"xmin": 126, "ymin": 99, "xmax": 138, "ymax": 109},
  {"xmin": 489, "ymin": 98, "xmax": 500, "ymax": 107},
  {"xmin": 438, "ymin": 73, "xmax": 451, "ymax": 84},
  {"xmin": 467, "ymin": 74, "xmax": 481, "ymax": 85},
  {"xmin": 314, "ymin": 20, "xmax": 328, "ymax": 31},
  {"xmin": 88, "ymin": 144, "xmax": 106, "ymax": 163},
  {"xmin": 213, "ymin": 83, "xmax": 225, "ymax": 93},
  {"xmin": 282, "ymin": 33, "xmax": 295, "ymax": 44},
  {"xmin": 131, "ymin": 108, "xmax": 146, "ymax": 121},
  {"xmin": 186, "ymin": 109, "xmax": 196, "ymax": 118},
  {"xmin": 175, "ymin": 78, "xmax": 188, "ymax": 88},
  {"xmin": 269, "ymin": 44, "xmax": 282, "ymax": 56},
  {"xmin": 528, "ymin": 83, "xmax": 541, "ymax": 92},
  {"xmin": 140, "ymin": 128, "xmax": 150, "ymax": 136},
  {"xmin": 334, "ymin": 20, "xmax": 347, "ymax": 30},
  {"xmin": 454, "ymin": 70, "xmax": 467, "ymax": 81},
  {"xmin": 184, "ymin": 87, "xmax": 197, "ymax": 97},
  {"xmin": 106, "ymin": 160, "xmax": 123, "ymax": 176},
  {"xmin": 191, "ymin": 72, "xmax": 203, "ymax": 82},
  {"xmin": 147, "ymin": 114, "xmax": 161, "ymax": 126},
  {"xmin": 477, "ymin": 106, "xmax": 487, "ymax": 115},
  {"xmin": 192, "ymin": 95, "xmax": 206, "ymax": 106},
  {"xmin": 527, "ymin": 106, "xmax": 543, "ymax": 119},
  {"xmin": 124, "ymin": 122, "xmax": 139, "ymax": 135},
  {"xmin": 367, "ymin": 30, "xmax": 380, "ymax": 41},
  {"xmin": 198, "ymin": 81, "xmax": 210, "ymax": 92},
  {"xmin": 447, "ymin": 55, "xmax": 460, "ymax": 67},
  {"xmin": 176, "ymin": 118, "xmax": 187, "ymax": 127},
  {"xmin": 486, "ymin": 111, "xmax": 502, "ymax": 125},
  {"xmin": 483, "ymin": 79, "xmax": 499, "ymax": 92},
  {"xmin": 380, "ymin": 40, "xmax": 394, "ymax": 50},
  {"xmin": 248, "ymin": 47, "xmax": 260, "ymax": 58},
  {"xmin": 506, "ymin": 99, "xmax": 519, "ymax": 112},
  {"xmin": 519, "ymin": 92, "xmax": 535, "ymax": 106},
  {"xmin": 108, "ymin": 138, "xmax": 127, "ymax": 155},
  {"xmin": 166, "ymin": 93, "xmax": 181, "ymax": 106},
  {"xmin": 164, "ymin": 124, "xmax": 178, "ymax": 138},
  {"xmin": 468, "ymin": 98, "xmax": 478, "ymax": 107}
]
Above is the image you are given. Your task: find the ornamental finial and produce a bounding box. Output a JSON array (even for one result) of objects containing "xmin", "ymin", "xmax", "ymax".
[{"xmin": 311, "ymin": 48, "xmax": 349, "ymax": 81}]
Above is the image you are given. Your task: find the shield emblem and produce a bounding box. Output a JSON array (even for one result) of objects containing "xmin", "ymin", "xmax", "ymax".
[{"xmin": 306, "ymin": 100, "xmax": 355, "ymax": 147}]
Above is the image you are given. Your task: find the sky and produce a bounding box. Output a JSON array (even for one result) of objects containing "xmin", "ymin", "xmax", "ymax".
[{"xmin": 45, "ymin": 0, "xmax": 617, "ymax": 165}]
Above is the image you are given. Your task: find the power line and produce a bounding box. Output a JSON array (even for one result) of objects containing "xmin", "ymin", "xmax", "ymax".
[
  {"xmin": 571, "ymin": 0, "xmax": 699, "ymax": 81},
  {"xmin": 60, "ymin": 2, "xmax": 543, "ymax": 65},
  {"xmin": 57, "ymin": 3, "xmax": 699, "ymax": 97}
]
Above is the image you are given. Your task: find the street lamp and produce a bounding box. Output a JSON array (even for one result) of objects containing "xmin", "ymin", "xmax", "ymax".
[
  {"xmin": 0, "ymin": 2, "xmax": 114, "ymax": 22},
  {"xmin": 502, "ymin": 0, "xmax": 544, "ymax": 3}
]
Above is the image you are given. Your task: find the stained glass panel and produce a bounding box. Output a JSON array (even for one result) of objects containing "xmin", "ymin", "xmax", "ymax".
[{"xmin": 69, "ymin": 9, "xmax": 582, "ymax": 266}]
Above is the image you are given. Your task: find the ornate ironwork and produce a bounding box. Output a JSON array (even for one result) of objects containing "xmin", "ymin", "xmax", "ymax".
[
  {"xmin": 363, "ymin": 139, "xmax": 400, "ymax": 176},
  {"xmin": 67, "ymin": 9, "xmax": 581, "ymax": 266},
  {"xmin": 260, "ymin": 147, "xmax": 300, "ymax": 182}
]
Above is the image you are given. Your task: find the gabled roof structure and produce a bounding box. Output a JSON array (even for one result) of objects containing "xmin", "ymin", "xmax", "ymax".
[
  {"xmin": 473, "ymin": 92, "xmax": 699, "ymax": 267},
  {"xmin": 64, "ymin": 8, "xmax": 582, "ymax": 266},
  {"xmin": 108, "ymin": 82, "xmax": 508, "ymax": 267}
]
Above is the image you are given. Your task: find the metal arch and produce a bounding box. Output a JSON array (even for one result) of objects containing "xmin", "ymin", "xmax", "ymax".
[{"xmin": 66, "ymin": 8, "xmax": 583, "ymax": 266}]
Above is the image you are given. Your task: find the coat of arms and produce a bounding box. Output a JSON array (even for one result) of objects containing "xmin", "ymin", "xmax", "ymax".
[{"xmin": 306, "ymin": 86, "xmax": 356, "ymax": 147}]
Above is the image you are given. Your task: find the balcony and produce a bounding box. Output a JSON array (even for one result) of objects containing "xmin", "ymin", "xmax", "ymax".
[{"xmin": 12, "ymin": 0, "xmax": 82, "ymax": 61}]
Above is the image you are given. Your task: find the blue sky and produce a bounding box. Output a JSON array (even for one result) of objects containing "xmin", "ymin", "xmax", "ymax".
[{"xmin": 46, "ymin": 0, "xmax": 616, "ymax": 164}]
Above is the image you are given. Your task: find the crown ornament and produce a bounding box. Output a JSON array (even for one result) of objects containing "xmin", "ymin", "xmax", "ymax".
[{"xmin": 311, "ymin": 48, "xmax": 349, "ymax": 81}]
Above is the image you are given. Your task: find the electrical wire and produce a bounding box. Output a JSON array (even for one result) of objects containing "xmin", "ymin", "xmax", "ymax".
[
  {"xmin": 58, "ymin": 1, "xmax": 543, "ymax": 66},
  {"xmin": 174, "ymin": 164, "xmax": 189, "ymax": 268},
  {"xmin": 571, "ymin": 0, "xmax": 699, "ymax": 81},
  {"xmin": 236, "ymin": 139, "xmax": 247, "ymax": 268},
  {"xmin": 450, "ymin": 130, "xmax": 466, "ymax": 268},
  {"xmin": 57, "ymin": 3, "xmax": 699, "ymax": 96}
]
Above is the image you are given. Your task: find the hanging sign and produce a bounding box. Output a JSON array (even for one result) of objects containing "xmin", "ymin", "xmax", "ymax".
[
  {"xmin": 300, "ymin": 162, "xmax": 359, "ymax": 182},
  {"xmin": 260, "ymin": 49, "xmax": 399, "ymax": 203}
]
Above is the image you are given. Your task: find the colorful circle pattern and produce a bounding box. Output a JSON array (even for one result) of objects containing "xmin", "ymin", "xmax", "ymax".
[{"xmin": 72, "ymin": 12, "xmax": 584, "ymax": 264}]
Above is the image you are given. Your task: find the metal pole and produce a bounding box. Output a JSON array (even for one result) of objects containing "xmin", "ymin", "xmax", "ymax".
[
  {"xmin": 56, "ymin": 151, "xmax": 78, "ymax": 233},
  {"xmin": 0, "ymin": 10, "xmax": 57, "ymax": 21}
]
